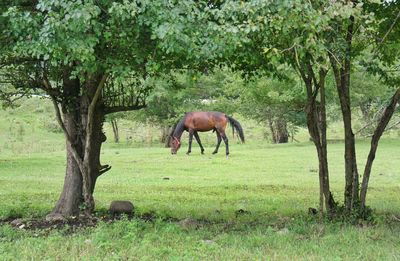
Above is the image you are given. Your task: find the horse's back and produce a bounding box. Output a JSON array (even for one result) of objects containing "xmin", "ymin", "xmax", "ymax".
[{"xmin": 185, "ymin": 111, "xmax": 227, "ymax": 131}]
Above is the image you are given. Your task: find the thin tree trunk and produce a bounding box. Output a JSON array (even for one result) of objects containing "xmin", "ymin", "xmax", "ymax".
[
  {"xmin": 360, "ymin": 88, "xmax": 400, "ymax": 209},
  {"xmin": 299, "ymin": 61, "xmax": 335, "ymax": 214},
  {"xmin": 111, "ymin": 119, "xmax": 119, "ymax": 143},
  {"xmin": 267, "ymin": 116, "xmax": 277, "ymax": 143},
  {"xmin": 328, "ymin": 15, "xmax": 359, "ymax": 211},
  {"xmin": 318, "ymin": 70, "xmax": 335, "ymax": 213}
]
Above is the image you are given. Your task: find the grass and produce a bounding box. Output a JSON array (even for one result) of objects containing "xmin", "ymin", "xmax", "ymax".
[{"xmin": 1, "ymin": 99, "xmax": 400, "ymax": 260}]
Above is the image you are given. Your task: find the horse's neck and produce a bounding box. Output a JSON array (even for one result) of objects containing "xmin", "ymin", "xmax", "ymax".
[
  {"xmin": 173, "ymin": 127, "xmax": 184, "ymax": 139},
  {"xmin": 173, "ymin": 118, "xmax": 186, "ymax": 139}
]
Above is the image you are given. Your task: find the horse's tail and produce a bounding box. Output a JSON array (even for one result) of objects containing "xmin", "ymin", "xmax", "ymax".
[{"xmin": 226, "ymin": 115, "xmax": 245, "ymax": 143}]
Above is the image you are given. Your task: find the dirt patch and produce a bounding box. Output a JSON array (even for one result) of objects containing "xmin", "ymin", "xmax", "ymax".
[
  {"xmin": 3, "ymin": 215, "xmax": 105, "ymax": 234},
  {"xmin": 0, "ymin": 211, "xmax": 180, "ymax": 235}
]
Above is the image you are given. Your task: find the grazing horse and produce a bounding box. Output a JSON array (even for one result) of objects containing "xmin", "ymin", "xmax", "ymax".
[{"xmin": 170, "ymin": 111, "xmax": 245, "ymax": 157}]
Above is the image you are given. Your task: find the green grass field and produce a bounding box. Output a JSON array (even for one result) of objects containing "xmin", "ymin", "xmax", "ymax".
[{"xmin": 1, "ymin": 99, "xmax": 400, "ymax": 260}]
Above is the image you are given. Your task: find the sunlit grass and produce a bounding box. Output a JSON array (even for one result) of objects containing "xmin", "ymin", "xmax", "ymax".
[{"xmin": 1, "ymin": 140, "xmax": 400, "ymax": 259}]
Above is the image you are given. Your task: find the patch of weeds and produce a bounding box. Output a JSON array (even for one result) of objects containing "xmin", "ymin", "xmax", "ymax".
[{"xmin": 332, "ymin": 202, "xmax": 375, "ymax": 225}]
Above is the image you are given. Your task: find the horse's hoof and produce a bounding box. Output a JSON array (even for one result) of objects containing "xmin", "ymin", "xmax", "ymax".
[
  {"xmin": 186, "ymin": 152, "xmax": 191, "ymax": 155},
  {"xmin": 212, "ymin": 151, "xmax": 218, "ymax": 154}
]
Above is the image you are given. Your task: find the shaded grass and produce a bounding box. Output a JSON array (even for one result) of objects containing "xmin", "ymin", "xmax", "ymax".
[{"xmin": 1, "ymin": 215, "xmax": 400, "ymax": 260}]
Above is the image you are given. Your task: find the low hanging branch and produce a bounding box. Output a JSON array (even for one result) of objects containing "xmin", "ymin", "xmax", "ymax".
[
  {"xmin": 360, "ymin": 88, "xmax": 400, "ymax": 209},
  {"xmin": 385, "ymin": 118, "xmax": 400, "ymax": 131}
]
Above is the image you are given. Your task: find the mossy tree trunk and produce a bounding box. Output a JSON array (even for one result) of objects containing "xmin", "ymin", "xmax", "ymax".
[{"xmin": 47, "ymin": 71, "xmax": 110, "ymax": 218}]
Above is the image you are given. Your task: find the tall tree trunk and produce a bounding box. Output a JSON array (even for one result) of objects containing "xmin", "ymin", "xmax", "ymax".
[
  {"xmin": 80, "ymin": 74, "xmax": 108, "ymax": 213},
  {"xmin": 47, "ymin": 69, "xmax": 83, "ymax": 218},
  {"xmin": 49, "ymin": 111, "xmax": 83, "ymax": 217},
  {"xmin": 299, "ymin": 61, "xmax": 335, "ymax": 214},
  {"xmin": 329, "ymin": 15, "xmax": 359, "ymax": 212},
  {"xmin": 47, "ymin": 71, "xmax": 109, "ymax": 219},
  {"xmin": 318, "ymin": 70, "xmax": 335, "ymax": 213}
]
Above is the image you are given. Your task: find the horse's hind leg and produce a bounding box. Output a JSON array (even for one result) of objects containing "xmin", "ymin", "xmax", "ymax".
[
  {"xmin": 220, "ymin": 131, "xmax": 229, "ymax": 157},
  {"xmin": 212, "ymin": 131, "xmax": 222, "ymax": 154},
  {"xmin": 193, "ymin": 131, "xmax": 205, "ymax": 154}
]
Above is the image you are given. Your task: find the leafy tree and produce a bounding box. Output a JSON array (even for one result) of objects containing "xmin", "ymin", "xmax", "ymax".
[
  {"xmin": 0, "ymin": 0, "xmax": 213, "ymax": 218},
  {"xmin": 213, "ymin": 0, "xmax": 400, "ymax": 216},
  {"xmin": 240, "ymin": 74, "xmax": 306, "ymax": 143},
  {"xmin": 129, "ymin": 73, "xmax": 199, "ymax": 146}
]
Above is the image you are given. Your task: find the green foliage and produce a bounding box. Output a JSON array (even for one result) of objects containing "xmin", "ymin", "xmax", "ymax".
[
  {"xmin": 241, "ymin": 74, "xmax": 306, "ymax": 126},
  {"xmin": 0, "ymin": 0, "xmax": 219, "ymax": 110},
  {"xmin": 130, "ymin": 67, "xmax": 246, "ymax": 128}
]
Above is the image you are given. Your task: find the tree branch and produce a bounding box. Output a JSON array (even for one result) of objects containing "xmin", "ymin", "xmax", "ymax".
[
  {"xmin": 379, "ymin": 10, "xmax": 400, "ymax": 46},
  {"xmin": 104, "ymin": 104, "xmax": 146, "ymax": 114}
]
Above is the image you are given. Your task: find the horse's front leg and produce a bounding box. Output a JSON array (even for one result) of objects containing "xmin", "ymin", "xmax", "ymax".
[
  {"xmin": 193, "ymin": 131, "xmax": 205, "ymax": 154},
  {"xmin": 187, "ymin": 130, "xmax": 194, "ymax": 155}
]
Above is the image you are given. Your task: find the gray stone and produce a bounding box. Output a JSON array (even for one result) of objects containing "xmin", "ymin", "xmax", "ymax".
[
  {"xmin": 277, "ymin": 227, "xmax": 289, "ymax": 235},
  {"xmin": 109, "ymin": 200, "xmax": 134, "ymax": 215},
  {"xmin": 178, "ymin": 218, "xmax": 200, "ymax": 230},
  {"xmin": 10, "ymin": 218, "xmax": 23, "ymax": 226}
]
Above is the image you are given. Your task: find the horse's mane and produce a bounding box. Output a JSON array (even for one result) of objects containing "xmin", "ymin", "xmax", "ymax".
[{"xmin": 172, "ymin": 114, "xmax": 187, "ymax": 139}]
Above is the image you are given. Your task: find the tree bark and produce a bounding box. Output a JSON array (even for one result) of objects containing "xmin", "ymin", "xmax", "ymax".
[
  {"xmin": 298, "ymin": 59, "xmax": 335, "ymax": 214},
  {"xmin": 47, "ymin": 71, "xmax": 108, "ymax": 218},
  {"xmin": 317, "ymin": 70, "xmax": 335, "ymax": 214},
  {"xmin": 50, "ymin": 110, "xmax": 83, "ymax": 217},
  {"xmin": 274, "ymin": 118, "xmax": 289, "ymax": 143},
  {"xmin": 328, "ymin": 15, "xmax": 359, "ymax": 212},
  {"xmin": 48, "ymin": 69, "xmax": 83, "ymax": 217},
  {"xmin": 267, "ymin": 114, "xmax": 288, "ymax": 144},
  {"xmin": 81, "ymin": 74, "xmax": 108, "ymax": 213}
]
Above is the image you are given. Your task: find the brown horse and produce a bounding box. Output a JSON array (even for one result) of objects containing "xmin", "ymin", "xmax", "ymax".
[{"xmin": 170, "ymin": 111, "xmax": 245, "ymax": 156}]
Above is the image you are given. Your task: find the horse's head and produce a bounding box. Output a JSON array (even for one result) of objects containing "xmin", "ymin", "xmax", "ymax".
[{"xmin": 170, "ymin": 137, "xmax": 181, "ymax": 154}]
